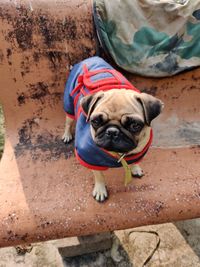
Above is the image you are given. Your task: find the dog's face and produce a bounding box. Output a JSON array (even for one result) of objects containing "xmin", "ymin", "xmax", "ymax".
[{"xmin": 80, "ymin": 89, "xmax": 163, "ymax": 153}]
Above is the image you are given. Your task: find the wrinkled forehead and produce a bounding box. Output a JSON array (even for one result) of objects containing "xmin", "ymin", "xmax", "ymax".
[{"xmin": 93, "ymin": 89, "xmax": 143, "ymax": 119}]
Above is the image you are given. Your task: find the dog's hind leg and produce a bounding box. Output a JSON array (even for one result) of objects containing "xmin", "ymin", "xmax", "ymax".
[{"xmin": 62, "ymin": 116, "xmax": 74, "ymax": 143}]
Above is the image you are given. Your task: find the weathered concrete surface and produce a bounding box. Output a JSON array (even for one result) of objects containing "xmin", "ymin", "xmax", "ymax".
[
  {"xmin": 0, "ymin": 0, "xmax": 200, "ymax": 247},
  {"xmin": 0, "ymin": 220, "xmax": 200, "ymax": 267}
]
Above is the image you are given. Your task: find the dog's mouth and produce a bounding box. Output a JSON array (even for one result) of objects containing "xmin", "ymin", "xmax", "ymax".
[
  {"xmin": 96, "ymin": 141, "xmax": 136, "ymax": 153},
  {"xmin": 94, "ymin": 126, "xmax": 137, "ymax": 153}
]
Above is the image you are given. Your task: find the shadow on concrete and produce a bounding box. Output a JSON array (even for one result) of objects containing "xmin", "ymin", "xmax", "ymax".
[
  {"xmin": 174, "ymin": 219, "xmax": 200, "ymax": 259},
  {"xmin": 62, "ymin": 246, "xmax": 133, "ymax": 267}
]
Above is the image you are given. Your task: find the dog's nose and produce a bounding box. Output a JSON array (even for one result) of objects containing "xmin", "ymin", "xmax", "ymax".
[{"xmin": 105, "ymin": 127, "xmax": 119, "ymax": 139}]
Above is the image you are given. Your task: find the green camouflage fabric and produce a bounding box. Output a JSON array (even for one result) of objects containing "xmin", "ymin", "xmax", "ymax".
[{"xmin": 93, "ymin": 0, "xmax": 200, "ymax": 77}]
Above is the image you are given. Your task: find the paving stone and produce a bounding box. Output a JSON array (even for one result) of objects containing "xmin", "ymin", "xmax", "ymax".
[
  {"xmin": 114, "ymin": 223, "xmax": 200, "ymax": 267},
  {"xmin": 0, "ymin": 243, "xmax": 64, "ymax": 267}
]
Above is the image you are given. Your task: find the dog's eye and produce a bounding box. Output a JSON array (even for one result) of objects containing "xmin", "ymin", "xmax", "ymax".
[
  {"xmin": 90, "ymin": 117, "xmax": 103, "ymax": 128},
  {"xmin": 129, "ymin": 122, "xmax": 143, "ymax": 133},
  {"xmin": 124, "ymin": 118, "xmax": 144, "ymax": 133}
]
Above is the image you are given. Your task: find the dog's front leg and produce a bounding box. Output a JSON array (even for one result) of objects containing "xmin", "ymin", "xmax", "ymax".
[
  {"xmin": 62, "ymin": 116, "xmax": 74, "ymax": 143},
  {"xmin": 131, "ymin": 164, "xmax": 144, "ymax": 178},
  {"xmin": 92, "ymin": 170, "xmax": 108, "ymax": 202}
]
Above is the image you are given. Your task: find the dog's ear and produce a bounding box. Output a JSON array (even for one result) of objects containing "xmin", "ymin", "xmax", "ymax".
[
  {"xmin": 80, "ymin": 92, "xmax": 104, "ymax": 121},
  {"xmin": 136, "ymin": 93, "xmax": 164, "ymax": 125}
]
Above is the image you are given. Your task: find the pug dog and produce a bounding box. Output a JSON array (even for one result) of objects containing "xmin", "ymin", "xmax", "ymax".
[{"xmin": 62, "ymin": 56, "xmax": 163, "ymax": 202}]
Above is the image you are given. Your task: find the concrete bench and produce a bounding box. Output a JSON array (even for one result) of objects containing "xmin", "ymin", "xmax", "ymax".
[{"xmin": 0, "ymin": 0, "xmax": 200, "ymax": 248}]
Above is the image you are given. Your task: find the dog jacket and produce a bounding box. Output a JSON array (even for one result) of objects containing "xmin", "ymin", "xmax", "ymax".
[{"xmin": 64, "ymin": 56, "xmax": 153, "ymax": 170}]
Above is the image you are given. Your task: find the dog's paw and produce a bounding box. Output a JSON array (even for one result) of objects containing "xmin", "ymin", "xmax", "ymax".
[
  {"xmin": 62, "ymin": 131, "xmax": 73, "ymax": 143},
  {"xmin": 131, "ymin": 164, "xmax": 144, "ymax": 178},
  {"xmin": 93, "ymin": 183, "xmax": 108, "ymax": 202}
]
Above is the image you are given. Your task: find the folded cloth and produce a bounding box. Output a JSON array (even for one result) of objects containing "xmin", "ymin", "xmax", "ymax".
[{"xmin": 93, "ymin": 0, "xmax": 200, "ymax": 77}]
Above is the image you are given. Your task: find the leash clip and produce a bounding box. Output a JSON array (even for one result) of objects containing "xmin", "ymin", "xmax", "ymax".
[{"xmin": 117, "ymin": 153, "xmax": 126, "ymax": 163}]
